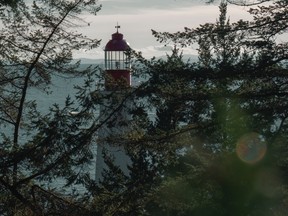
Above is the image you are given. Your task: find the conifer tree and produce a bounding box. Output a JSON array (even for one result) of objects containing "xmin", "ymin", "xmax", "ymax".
[
  {"xmin": 0, "ymin": 0, "xmax": 103, "ymax": 215},
  {"xmin": 2, "ymin": 0, "xmax": 287, "ymax": 215},
  {"xmin": 84, "ymin": 1, "xmax": 288, "ymax": 215},
  {"xmin": 125, "ymin": 1, "xmax": 288, "ymax": 215}
]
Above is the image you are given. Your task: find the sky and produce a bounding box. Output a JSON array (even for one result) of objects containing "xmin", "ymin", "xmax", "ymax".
[{"xmin": 73, "ymin": 0, "xmax": 254, "ymax": 59}]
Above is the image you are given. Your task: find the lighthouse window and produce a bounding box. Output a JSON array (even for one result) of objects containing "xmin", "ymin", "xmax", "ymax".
[{"xmin": 105, "ymin": 50, "xmax": 131, "ymax": 70}]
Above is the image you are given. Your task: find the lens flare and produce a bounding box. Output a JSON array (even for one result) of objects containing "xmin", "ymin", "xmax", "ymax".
[{"xmin": 236, "ymin": 132, "xmax": 267, "ymax": 164}]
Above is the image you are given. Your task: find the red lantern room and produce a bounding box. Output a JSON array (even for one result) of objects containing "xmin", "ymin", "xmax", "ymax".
[{"xmin": 104, "ymin": 24, "xmax": 131, "ymax": 90}]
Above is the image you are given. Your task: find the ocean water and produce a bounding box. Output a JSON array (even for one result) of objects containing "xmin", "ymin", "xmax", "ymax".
[
  {"xmin": 1, "ymin": 64, "xmax": 146, "ymax": 193},
  {"xmin": 27, "ymin": 72, "xmax": 86, "ymax": 112},
  {"xmin": 0, "ymin": 66, "xmax": 99, "ymax": 194},
  {"xmin": 31, "ymin": 70, "xmax": 99, "ymax": 191},
  {"xmin": 1, "ymin": 69, "xmax": 87, "ymax": 139}
]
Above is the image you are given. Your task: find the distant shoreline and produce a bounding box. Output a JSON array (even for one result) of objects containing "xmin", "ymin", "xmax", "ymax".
[{"xmin": 73, "ymin": 54, "xmax": 198, "ymax": 65}]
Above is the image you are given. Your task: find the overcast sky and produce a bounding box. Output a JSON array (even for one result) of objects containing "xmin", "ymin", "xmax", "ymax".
[{"xmin": 74, "ymin": 0, "xmax": 253, "ymax": 59}]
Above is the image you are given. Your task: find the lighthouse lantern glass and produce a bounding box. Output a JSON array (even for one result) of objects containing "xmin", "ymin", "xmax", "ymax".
[{"xmin": 105, "ymin": 50, "xmax": 131, "ymax": 70}]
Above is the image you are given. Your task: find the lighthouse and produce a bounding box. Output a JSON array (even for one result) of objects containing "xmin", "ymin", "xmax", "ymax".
[
  {"xmin": 95, "ymin": 25, "xmax": 132, "ymax": 182},
  {"xmin": 104, "ymin": 24, "xmax": 131, "ymax": 89}
]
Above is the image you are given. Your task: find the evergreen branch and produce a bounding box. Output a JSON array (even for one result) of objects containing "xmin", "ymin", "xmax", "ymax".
[{"xmin": 0, "ymin": 177, "xmax": 42, "ymax": 215}]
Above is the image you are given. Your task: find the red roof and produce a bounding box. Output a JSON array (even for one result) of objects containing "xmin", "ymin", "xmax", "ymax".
[{"xmin": 105, "ymin": 32, "xmax": 130, "ymax": 51}]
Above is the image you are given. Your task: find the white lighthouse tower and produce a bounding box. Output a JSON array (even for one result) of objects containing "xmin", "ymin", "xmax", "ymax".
[{"xmin": 95, "ymin": 25, "xmax": 132, "ymax": 182}]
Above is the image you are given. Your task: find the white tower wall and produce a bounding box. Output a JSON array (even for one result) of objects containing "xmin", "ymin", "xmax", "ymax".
[{"xmin": 95, "ymin": 91, "xmax": 132, "ymax": 182}]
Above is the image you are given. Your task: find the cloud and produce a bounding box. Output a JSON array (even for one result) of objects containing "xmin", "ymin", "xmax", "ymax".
[
  {"xmin": 98, "ymin": 0, "xmax": 204, "ymax": 15},
  {"xmin": 154, "ymin": 45, "xmax": 174, "ymax": 51},
  {"xmin": 135, "ymin": 45, "xmax": 198, "ymax": 59},
  {"xmin": 75, "ymin": 3, "xmax": 252, "ymax": 59},
  {"xmin": 73, "ymin": 48, "xmax": 104, "ymax": 60},
  {"xmin": 73, "ymin": 44, "xmax": 198, "ymax": 60}
]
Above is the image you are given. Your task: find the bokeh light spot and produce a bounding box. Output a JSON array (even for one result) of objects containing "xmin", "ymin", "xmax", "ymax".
[{"xmin": 236, "ymin": 132, "xmax": 267, "ymax": 164}]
